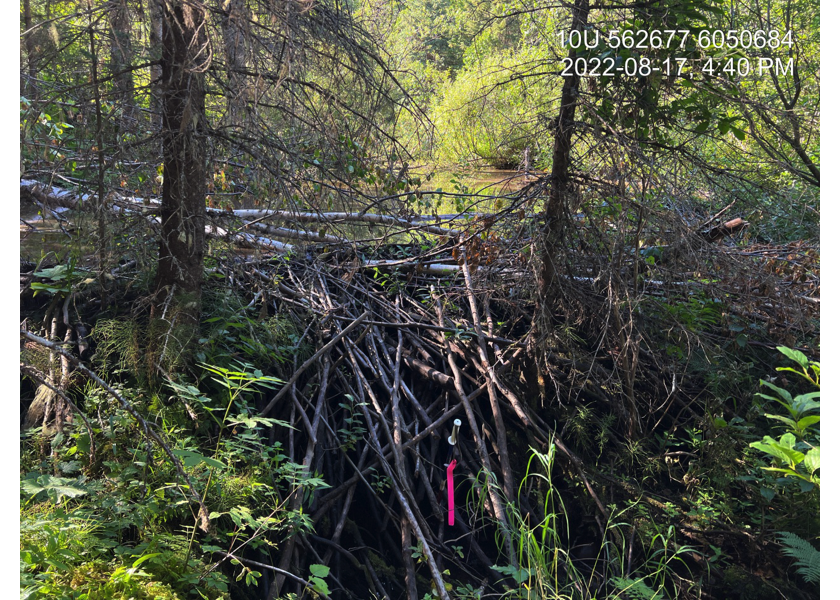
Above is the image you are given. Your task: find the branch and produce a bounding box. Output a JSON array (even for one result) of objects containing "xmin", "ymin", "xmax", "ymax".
[{"xmin": 259, "ymin": 311, "xmax": 370, "ymax": 416}]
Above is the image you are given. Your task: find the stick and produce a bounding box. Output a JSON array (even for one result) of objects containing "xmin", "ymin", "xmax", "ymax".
[
  {"xmin": 327, "ymin": 314, "xmax": 525, "ymax": 347},
  {"xmin": 260, "ymin": 311, "xmax": 369, "ymax": 416},
  {"xmin": 461, "ymin": 260, "xmax": 515, "ymax": 501},
  {"xmin": 322, "ymin": 482, "xmax": 357, "ymax": 566},
  {"xmin": 434, "ymin": 299, "xmax": 517, "ymax": 568},
  {"xmin": 274, "ymin": 360, "xmax": 331, "ymax": 594},
  {"xmin": 402, "ymin": 515, "xmax": 419, "ymax": 600},
  {"xmin": 208, "ymin": 207, "xmax": 458, "ymax": 237}
]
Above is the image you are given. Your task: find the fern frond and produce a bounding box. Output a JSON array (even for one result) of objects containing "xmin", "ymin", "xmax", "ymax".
[
  {"xmin": 778, "ymin": 531, "xmax": 820, "ymax": 584},
  {"xmin": 609, "ymin": 576, "xmax": 664, "ymax": 600}
]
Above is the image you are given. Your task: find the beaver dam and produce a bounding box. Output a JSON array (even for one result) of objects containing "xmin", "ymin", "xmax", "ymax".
[{"xmin": 20, "ymin": 173, "xmax": 819, "ymax": 600}]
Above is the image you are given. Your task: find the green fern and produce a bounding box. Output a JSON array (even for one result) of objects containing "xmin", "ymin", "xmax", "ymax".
[
  {"xmin": 609, "ymin": 576, "xmax": 664, "ymax": 600},
  {"xmin": 777, "ymin": 531, "xmax": 819, "ymax": 584}
]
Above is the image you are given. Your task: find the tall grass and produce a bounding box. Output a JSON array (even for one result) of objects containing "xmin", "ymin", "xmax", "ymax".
[{"xmin": 479, "ymin": 444, "xmax": 701, "ymax": 600}]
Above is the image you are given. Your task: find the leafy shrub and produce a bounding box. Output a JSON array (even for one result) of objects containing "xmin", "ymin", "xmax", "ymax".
[
  {"xmin": 19, "ymin": 352, "xmax": 329, "ymax": 600},
  {"xmin": 431, "ymin": 48, "xmax": 555, "ymax": 168},
  {"xmin": 20, "ymin": 508, "xmax": 195, "ymax": 600},
  {"xmin": 749, "ymin": 346, "xmax": 820, "ymax": 492}
]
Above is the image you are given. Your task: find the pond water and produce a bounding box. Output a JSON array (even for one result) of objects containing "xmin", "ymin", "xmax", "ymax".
[{"xmin": 20, "ymin": 197, "xmax": 73, "ymax": 263}]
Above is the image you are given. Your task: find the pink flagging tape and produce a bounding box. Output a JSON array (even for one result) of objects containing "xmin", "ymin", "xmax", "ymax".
[{"xmin": 447, "ymin": 460, "xmax": 458, "ymax": 526}]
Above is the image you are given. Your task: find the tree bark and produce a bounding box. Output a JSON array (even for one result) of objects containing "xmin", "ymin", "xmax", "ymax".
[
  {"xmin": 88, "ymin": 1, "xmax": 109, "ymax": 295},
  {"xmin": 22, "ymin": 0, "xmax": 39, "ymax": 99},
  {"xmin": 155, "ymin": 0, "xmax": 209, "ymax": 325},
  {"xmin": 222, "ymin": 0, "xmax": 249, "ymax": 124},
  {"xmin": 148, "ymin": 0, "xmax": 164, "ymax": 133}
]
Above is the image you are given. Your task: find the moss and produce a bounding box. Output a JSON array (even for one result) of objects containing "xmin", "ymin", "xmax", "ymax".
[{"xmin": 367, "ymin": 551, "xmax": 397, "ymax": 581}]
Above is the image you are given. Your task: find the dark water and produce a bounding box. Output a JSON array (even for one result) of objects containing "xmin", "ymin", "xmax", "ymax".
[{"xmin": 20, "ymin": 198, "xmax": 84, "ymax": 263}]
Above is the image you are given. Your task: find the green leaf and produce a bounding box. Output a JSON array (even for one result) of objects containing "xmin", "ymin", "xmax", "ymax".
[
  {"xmin": 75, "ymin": 433, "xmax": 90, "ymax": 454},
  {"xmin": 778, "ymin": 531, "xmax": 820, "ymax": 583},
  {"xmin": 202, "ymin": 456, "xmax": 226, "ymax": 469},
  {"xmin": 46, "ymin": 559, "xmax": 71, "ymax": 572},
  {"xmin": 796, "ymin": 415, "xmax": 820, "ymax": 431},
  {"xmin": 132, "ymin": 553, "xmax": 161, "ymax": 568},
  {"xmin": 21, "ymin": 474, "xmax": 88, "ymax": 502},
  {"xmin": 227, "ymin": 414, "xmax": 291, "ymax": 429},
  {"xmin": 758, "ymin": 380, "xmax": 793, "ymax": 404},
  {"xmin": 610, "ymin": 577, "xmax": 664, "ymax": 600},
  {"xmin": 172, "ymin": 449, "xmax": 225, "ymax": 470},
  {"xmin": 310, "ymin": 576, "xmax": 330, "ymax": 596},
  {"xmin": 776, "ymin": 346, "xmax": 809, "ymax": 369},
  {"xmin": 171, "ymin": 449, "xmax": 203, "ymax": 467},
  {"xmin": 310, "ymin": 564, "xmax": 330, "ymax": 578},
  {"xmin": 765, "ymin": 414, "xmax": 797, "ymax": 430},
  {"xmin": 778, "ymin": 432, "xmax": 799, "ymax": 450},
  {"xmin": 750, "ymin": 435, "xmax": 804, "ymax": 467},
  {"xmin": 803, "ymin": 448, "xmax": 820, "ymax": 474},
  {"xmin": 790, "ymin": 393, "xmax": 820, "ymax": 417},
  {"xmin": 799, "ymin": 480, "xmax": 816, "ymax": 493},
  {"xmin": 491, "ymin": 564, "xmax": 532, "ymax": 584}
]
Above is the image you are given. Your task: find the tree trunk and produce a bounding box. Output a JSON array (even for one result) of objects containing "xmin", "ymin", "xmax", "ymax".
[
  {"xmin": 538, "ymin": 0, "xmax": 589, "ymax": 322},
  {"xmin": 22, "ymin": 0, "xmax": 39, "ymax": 99},
  {"xmin": 155, "ymin": 0, "xmax": 208, "ymax": 326},
  {"xmin": 222, "ymin": 0, "xmax": 249, "ymax": 124},
  {"xmin": 148, "ymin": 0, "xmax": 164, "ymax": 133},
  {"xmin": 109, "ymin": 0, "xmax": 136, "ymax": 131}
]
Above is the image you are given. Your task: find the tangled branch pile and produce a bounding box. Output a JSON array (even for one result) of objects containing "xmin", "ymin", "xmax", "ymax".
[{"xmin": 21, "ymin": 169, "xmax": 819, "ymax": 599}]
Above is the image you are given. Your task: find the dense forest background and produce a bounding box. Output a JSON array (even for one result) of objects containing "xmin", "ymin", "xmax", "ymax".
[{"xmin": 19, "ymin": 0, "xmax": 820, "ymax": 599}]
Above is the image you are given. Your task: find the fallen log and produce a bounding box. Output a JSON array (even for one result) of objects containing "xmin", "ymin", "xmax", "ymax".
[
  {"xmin": 205, "ymin": 222, "xmax": 295, "ymax": 253},
  {"xmin": 245, "ymin": 221, "xmax": 344, "ymax": 244},
  {"xmin": 208, "ymin": 207, "xmax": 458, "ymax": 237},
  {"xmin": 20, "ymin": 180, "xmax": 460, "ymax": 239}
]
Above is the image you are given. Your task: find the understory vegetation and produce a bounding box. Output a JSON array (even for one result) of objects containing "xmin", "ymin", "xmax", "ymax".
[{"xmin": 21, "ymin": 0, "xmax": 818, "ymax": 598}]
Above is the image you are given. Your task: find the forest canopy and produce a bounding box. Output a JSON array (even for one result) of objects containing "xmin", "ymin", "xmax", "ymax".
[{"xmin": 20, "ymin": 0, "xmax": 819, "ymax": 599}]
